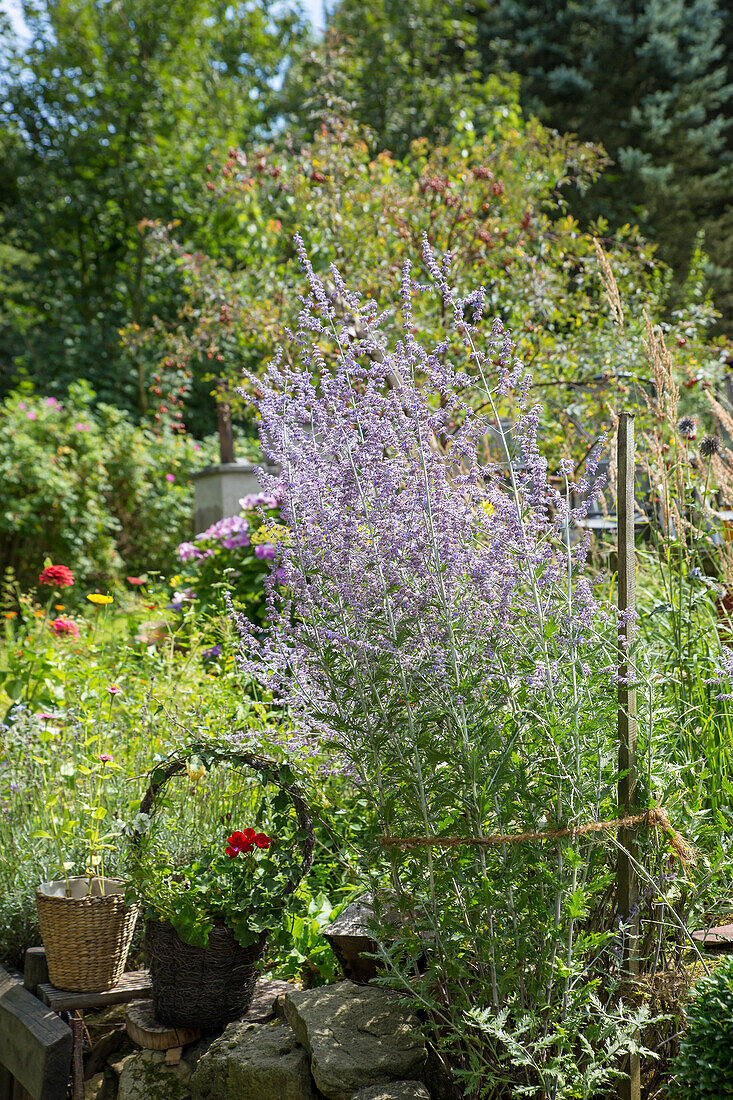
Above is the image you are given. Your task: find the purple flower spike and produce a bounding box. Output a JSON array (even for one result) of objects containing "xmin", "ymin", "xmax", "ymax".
[{"xmin": 229, "ymin": 235, "xmax": 615, "ymax": 851}]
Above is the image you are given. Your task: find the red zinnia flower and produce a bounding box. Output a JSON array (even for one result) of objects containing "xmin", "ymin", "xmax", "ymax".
[
  {"xmin": 39, "ymin": 564, "xmax": 74, "ymax": 588},
  {"xmin": 49, "ymin": 617, "xmax": 80, "ymax": 638},
  {"xmin": 126, "ymin": 577, "xmax": 145, "ymax": 586}
]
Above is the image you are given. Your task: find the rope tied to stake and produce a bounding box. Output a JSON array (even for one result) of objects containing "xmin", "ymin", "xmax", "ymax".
[{"xmin": 380, "ymin": 806, "xmax": 693, "ymax": 869}]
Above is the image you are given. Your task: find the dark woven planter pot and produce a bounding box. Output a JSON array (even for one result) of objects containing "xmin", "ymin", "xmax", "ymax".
[{"xmin": 145, "ymin": 918, "xmax": 266, "ymax": 1029}]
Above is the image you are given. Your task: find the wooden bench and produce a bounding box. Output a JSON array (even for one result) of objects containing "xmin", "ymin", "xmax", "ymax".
[{"xmin": 0, "ymin": 965, "xmax": 72, "ymax": 1100}]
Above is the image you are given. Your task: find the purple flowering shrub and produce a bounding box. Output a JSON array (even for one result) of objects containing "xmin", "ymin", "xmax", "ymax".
[
  {"xmin": 175, "ymin": 491, "xmax": 281, "ymax": 620},
  {"xmin": 234, "ymin": 238, "xmax": 655, "ymax": 1094}
]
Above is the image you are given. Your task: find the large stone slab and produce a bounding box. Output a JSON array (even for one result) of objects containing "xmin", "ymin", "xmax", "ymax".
[
  {"xmin": 282, "ymin": 981, "xmax": 427, "ymax": 1100},
  {"xmin": 190, "ymin": 1018, "xmax": 315, "ymax": 1100},
  {"xmin": 117, "ymin": 1048, "xmax": 191, "ymax": 1100},
  {"xmin": 353, "ymin": 1084, "xmax": 430, "ymax": 1100}
]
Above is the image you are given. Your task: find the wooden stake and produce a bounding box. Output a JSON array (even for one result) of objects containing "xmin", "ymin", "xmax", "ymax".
[
  {"xmin": 71, "ymin": 1014, "xmax": 84, "ymax": 1100},
  {"xmin": 617, "ymin": 412, "xmax": 640, "ymax": 1100},
  {"xmin": 216, "ymin": 381, "xmax": 235, "ymax": 465}
]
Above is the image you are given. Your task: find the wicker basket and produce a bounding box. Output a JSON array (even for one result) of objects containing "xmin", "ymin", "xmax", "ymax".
[
  {"xmin": 133, "ymin": 743, "xmax": 316, "ymax": 1028},
  {"xmin": 145, "ymin": 918, "xmax": 266, "ymax": 1029},
  {"xmin": 36, "ymin": 877, "xmax": 138, "ymax": 992}
]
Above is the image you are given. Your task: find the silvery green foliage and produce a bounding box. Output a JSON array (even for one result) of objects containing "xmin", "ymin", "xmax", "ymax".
[{"xmin": 233, "ymin": 237, "xmax": 657, "ymax": 1097}]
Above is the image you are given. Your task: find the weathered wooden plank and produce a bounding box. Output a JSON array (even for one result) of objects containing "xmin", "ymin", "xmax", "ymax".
[
  {"xmin": 37, "ymin": 971, "xmax": 150, "ymax": 1012},
  {"xmin": 0, "ymin": 966, "xmax": 71, "ymax": 1100},
  {"xmin": 0, "ymin": 1064, "xmax": 13, "ymax": 1100},
  {"xmin": 23, "ymin": 951, "xmax": 48, "ymax": 1000}
]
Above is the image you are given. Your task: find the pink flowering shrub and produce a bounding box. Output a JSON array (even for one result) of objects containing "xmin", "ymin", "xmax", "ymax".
[
  {"xmin": 175, "ymin": 491, "xmax": 281, "ymax": 619},
  {"xmin": 0, "ymin": 380, "xmax": 209, "ymax": 583}
]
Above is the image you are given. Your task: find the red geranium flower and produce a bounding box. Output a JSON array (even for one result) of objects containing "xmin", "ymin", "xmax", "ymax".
[
  {"xmin": 49, "ymin": 617, "xmax": 80, "ymax": 638},
  {"xmin": 39, "ymin": 564, "xmax": 74, "ymax": 588},
  {"xmin": 225, "ymin": 827, "xmax": 270, "ymax": 858}
]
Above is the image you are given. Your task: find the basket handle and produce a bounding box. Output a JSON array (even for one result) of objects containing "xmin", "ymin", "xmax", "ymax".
[{"xmin": 135, "ymin": 744, "xmax": 316, "ymax": 898}]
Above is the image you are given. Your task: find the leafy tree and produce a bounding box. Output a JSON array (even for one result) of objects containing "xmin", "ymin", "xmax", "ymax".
[
  {"xmin": 284, "ymin": 1, "xmax": 495, "ymax": 155},
  {"xmin": 131, "ymin": 102, "xmax": 725, "ymax": 464},
  {"xmin": 0, "ymin": 0, "xmax": 309, "ymax": 413},
  {"xmin": 318, "ymin": 0, "xmax": 733, "ymax": 321},
  {"xmin": 477, "ymin": 0, "xmax": 733, "ymax": 321}
]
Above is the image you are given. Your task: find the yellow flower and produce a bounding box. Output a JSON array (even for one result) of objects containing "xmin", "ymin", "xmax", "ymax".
[
  {"xmin": 251, "ymin": 523, "xmax": 290, "ymax": 547},
  {"xmin": 185, "ymin": 758, "xmax": 207, "ymax": 783},
  {"xmin": 480, "ymin": 501, "xmax": 495, "ymax": 517},
  {"xmin": 87, "ymin": 593, "xmax": 114, "ymax": 605}
]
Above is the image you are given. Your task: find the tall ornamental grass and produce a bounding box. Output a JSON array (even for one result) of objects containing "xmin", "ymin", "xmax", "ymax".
[{"xmin": 234, "ymin": 238, "xmax": 687, "ymax": 1098}]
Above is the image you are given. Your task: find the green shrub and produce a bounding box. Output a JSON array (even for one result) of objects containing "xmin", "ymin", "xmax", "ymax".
[
  {"xmin": 669, "ymin": 959, "xmax": 733, "ymax": 1098},
  {"xmin": 0, "ymin": 381, "xmax": 209, "ymax": 583}
]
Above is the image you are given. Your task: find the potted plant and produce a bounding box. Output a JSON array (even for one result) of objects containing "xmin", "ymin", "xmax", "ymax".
[
  {"xmin": 126, "ymin": 742, "xmax": 315, "ymax": 1029},
  {"xmin": 35, "ymin": 742, "xmax": 138, "ymax": 993},
  {"xmin": 36, "ymin": 875, "xmax": 138, "ymax": 993}
]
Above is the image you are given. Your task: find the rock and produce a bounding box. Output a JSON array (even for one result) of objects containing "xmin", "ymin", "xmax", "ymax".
[
  {"xmin": 86, "ymin": 1004, "xmax": 129, "ymax": 1079},
  {"xmin": 282, "ymin": 981, "xmax": 427, "ymax": 1100},
  {"xmin": 107, "ymin": 1053, "xmax": 135, "ymax": 1077},
  {"xmin": 322, "ymin": 895, "xmax": 379, "ymax": 983},
  {"xmin": 190, "ymin": 1018, "xmax": 315, "ymax": 1100},
  {"xmin": 84, "ymin": 1072, "xmax": 108, "ymax": 1100},
  {"xmin": 353, "ymin": 1086, "xmax": 430, "ymax": 1100},
  {"xmin": 243, "ymin": 978, "xmax": 298, "ymax": 1023},
  {"xmin": 85, "ymin": 1003, "xmax": 129, "ymax": 1042},
  {"xmin": 183, "ymin": 1036, "xmax": 220, "ymax": 1074},
  {"xmin": 117, "ymin": 1049, "xmax": 191, "ymax": 1100}
]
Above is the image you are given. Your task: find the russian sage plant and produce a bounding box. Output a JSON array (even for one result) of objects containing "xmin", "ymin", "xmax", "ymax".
[{"xmin": 234, "ymin": 237, "xmax": 657, "ymax": 1098}]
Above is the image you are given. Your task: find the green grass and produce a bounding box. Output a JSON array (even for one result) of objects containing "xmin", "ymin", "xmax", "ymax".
[{"xmin": 0, "ymin": 579, "xmax": 367, "ymax": 978}]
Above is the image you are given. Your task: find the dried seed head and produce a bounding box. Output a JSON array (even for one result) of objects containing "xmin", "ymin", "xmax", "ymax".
[
  {"xmin": 700, "ymin": 434, "xmax": 721, "ymax": 458},
  {"xmin": 677, "ymin": 416, "xmax": 698, "ymax": 440}
]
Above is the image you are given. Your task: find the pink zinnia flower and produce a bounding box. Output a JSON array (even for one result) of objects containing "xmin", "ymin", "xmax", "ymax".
[
  {"xmin": 45, "ymin": 397, "xmax": 61, "ymax": 408},
  {"xmin": 166, "ymin": 473, "xmax": 175, "ymax": 483},
  {"xmin": 27, "ymin": 410, "xmax": 37, "ymax": 421},
  {"xmin": 99, "ymin": 753, "xmax": 113, "ymax": 763},
  {"xmin": 107, "ymin": 684, "xmax": 122, "ymax": 696},
  {"xmin": 75, "ymin": 422, "xmax": 90, "ymax": 432},
  {"xmin": 39, "ymin": 564, "xmax": 74, "ymax": 588},
  {"xmin": 49, "ymin": 617, "xmax": 80, "ymax": 638}
]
